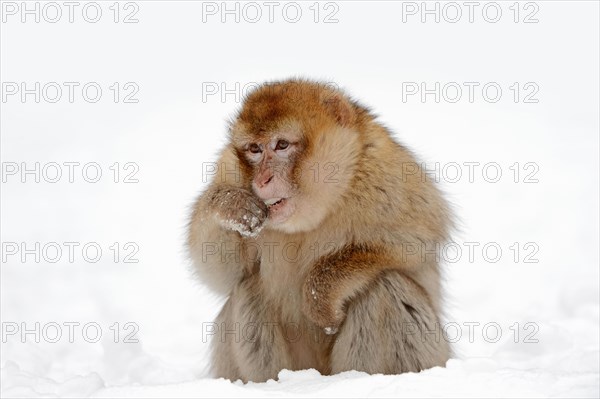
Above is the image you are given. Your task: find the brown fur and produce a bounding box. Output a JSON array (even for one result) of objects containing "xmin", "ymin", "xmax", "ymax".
[{"xmin": 187, "ymin": 79, "xmax": 452, "ymax": 382}]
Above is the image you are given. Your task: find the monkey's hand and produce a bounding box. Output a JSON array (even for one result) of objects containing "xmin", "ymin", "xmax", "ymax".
[
  {"xmin": 209, "ymin": 186, "xmax": 268, "ymax": 238},
  {"xmin": 302, "ymin": 248, "xmax": 391, "ymax": 335},
  {"xmin": 302, "ymin": 272, "xmax": 346, "ymax": 335}
]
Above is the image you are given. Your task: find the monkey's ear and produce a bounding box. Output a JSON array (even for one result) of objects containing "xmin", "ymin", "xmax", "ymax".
[{"xmin": 321, "ymin": 91, "xmax": 356, "ymax": 127}]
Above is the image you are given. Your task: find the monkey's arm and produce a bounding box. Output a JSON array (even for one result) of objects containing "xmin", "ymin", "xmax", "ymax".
[
  {"xmin": 188, "ymin": 209, "xmax": 243, "ymax": 295},
  {"xmin": 187, "ymin": 150, "xmax": 267, "ymax": 296},
  {"xmin": 302, "ymin": 245, "xmax": 425, "ymax": 334}
]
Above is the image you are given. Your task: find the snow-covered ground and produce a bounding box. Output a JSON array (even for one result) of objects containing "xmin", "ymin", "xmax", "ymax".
[{"xmin": 1, "ymin": 1, "xmax": 598, "ymax": 397}]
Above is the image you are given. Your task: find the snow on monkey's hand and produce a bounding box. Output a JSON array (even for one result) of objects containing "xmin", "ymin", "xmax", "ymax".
[{"xmin": 212, "ymin": 187, "xmax": 268, "ymax": 237}]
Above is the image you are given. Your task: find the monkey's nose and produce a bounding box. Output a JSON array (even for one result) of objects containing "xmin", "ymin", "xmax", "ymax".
[
  {"xmin": 262, "ymin": 175, "xmax": 274, "ymax": 187},
  {"xmin": 256, "ymin": 174, "xmax": 274, "ymax": 188}
]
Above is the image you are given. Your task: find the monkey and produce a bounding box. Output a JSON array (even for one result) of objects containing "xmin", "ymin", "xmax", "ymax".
[{"xmin": 187, "ymin": 79, "xmax": 453, "ymax": 382}]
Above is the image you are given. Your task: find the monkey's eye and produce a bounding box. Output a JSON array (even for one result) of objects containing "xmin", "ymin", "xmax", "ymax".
[
  {"xmin": 248, "ymin": 143, "xmax": 262, "ymax": 154},
  {"xmin": 275, "ymin": 140, "xmax": 290, "ymax": 151}
]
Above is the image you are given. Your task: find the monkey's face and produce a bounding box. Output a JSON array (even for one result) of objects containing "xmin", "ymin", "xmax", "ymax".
[
  {"xmin": 241, "ymin": 127, "xmax": 303, "ymax": 227},
  {"xmin": 230, "ymin": 81, "xmax": 361, "ymax": 233}
]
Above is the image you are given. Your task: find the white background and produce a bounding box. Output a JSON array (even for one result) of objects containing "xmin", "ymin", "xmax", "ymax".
[{"xmin": 1, "ymin": 1, "xmax": 599, "ymax": 397}]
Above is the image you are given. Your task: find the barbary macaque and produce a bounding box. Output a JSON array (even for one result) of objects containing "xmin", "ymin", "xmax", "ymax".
[{"xmin": 187, "ymin": 79, "xmax": 452, "ymax": 382}]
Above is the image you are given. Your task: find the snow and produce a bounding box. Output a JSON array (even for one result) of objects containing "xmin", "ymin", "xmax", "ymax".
[
  {"xmin": 221, "ymin": 217, "xmax": 263, "ymax": 237},
  {"xmin": 1, "ymin": 1, "xmax": 598, "ymax": 398}
]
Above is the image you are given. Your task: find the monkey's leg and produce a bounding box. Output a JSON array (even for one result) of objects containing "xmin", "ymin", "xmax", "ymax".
[
  {"xmin": 211, "ymin": 275, "xmax": 293, "ymax": 383},
  {"xmin": 330, "ymin": 269, "xmax": 450, "ymax": 374},
  {"xmin": 210, "ymin": 298, "xmax": 242, "ymax": 381}
]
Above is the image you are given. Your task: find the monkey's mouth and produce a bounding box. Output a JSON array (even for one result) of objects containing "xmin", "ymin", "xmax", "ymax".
[
  {"xmin": 264, "ymin": 197, "xmax": 287, "ymax": 211},
  {"xmin": 262, "ymin": 197, "xmax": 294, "ymax": 224}
]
